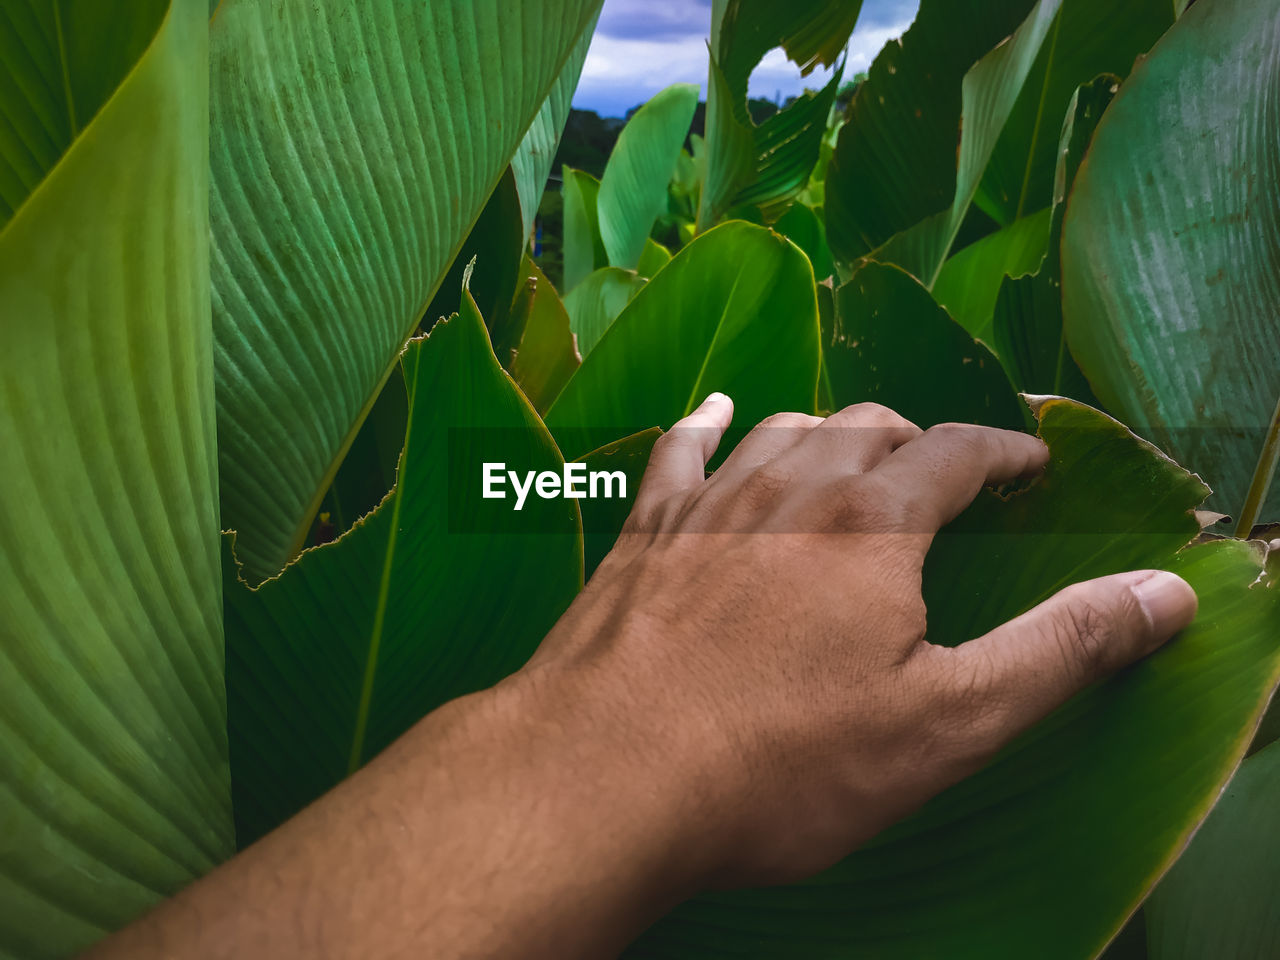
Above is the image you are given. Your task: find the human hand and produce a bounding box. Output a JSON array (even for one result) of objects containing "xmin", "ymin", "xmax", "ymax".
[{"xmin": 514, "ymin": 394, "xmax": 1199, "ymax": 889}]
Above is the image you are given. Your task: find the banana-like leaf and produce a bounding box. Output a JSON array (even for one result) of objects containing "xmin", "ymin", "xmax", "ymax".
[
  {"xmin": 990, "ymin": 75, "xmax": 1111, "ymax": 403},
  {"xmin": 824, "ymin": 0, "xmax": 1038, "ymax": 264},
  {"xmin": 827, "ymin": 262, "xmax": 1024, "ymax": 429},
  {"xmin": 630, "ymin": 399, "xmax": 1280, "ymax": 959},
  {"xmin": 1061, "ymin": 0, "xmax": 1280, "ymax": 529},
  {"xmin": 0, "ymin": 2, "xmax": 232, "ymax": 955},
  {"xmin": 545, "ymin": 221, "xmax": 820, "ymax": 460},
  {"xmin": 210, "ymin": 0, "xmax": 602, "ymax": 580},
  {"xmin": 976, "ymin": 0, "xmax": 1172, "ymax": 224},
  {"xmin": 871, "ymin": 0, "xmax": 1064, "ymax": 285},
  {"xmin": 636, "ymin": 238, "xmax": 672, "ymax": 279},
  {"xmin": 563, "ymin": 267, "xmax": 647, "ymax": 358},
  {"xmin": 698, "ymin": 0, "xmax": 858, "ymax": 227},
  {"xmin": 933, "ymin": 207, "xmax": 1050, "ymax": 342},
  {"xmin": 773, "ymin": 202, "xmax": 834, "ymax": 283},
  {"xmin": 511, "ymin": 9, "xmax": 600, "ymax": 242},
  {"xmin": 1146, "ymin": 740, "xmax": 1280, "ymax": 960},
  {"xmin": 224, "ymin": 282, "xmax": 583, "ymax": 846},
  {"xmin": 508, "ymin": 256, "xmax": 581, "ymax": 416},
  {"xmin": 598, "ymin": 84, "xmax": 699, "ymax": 270},
  {"xmin": 562, "ymin": 166, "xmax": 608, "ymax": 292}
]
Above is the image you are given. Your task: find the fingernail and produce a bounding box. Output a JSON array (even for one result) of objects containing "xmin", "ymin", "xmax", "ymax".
[
  {"xmin": 1130, "ymin": 571, "xmax": 1198, "ymax": 636},
  {"xmin": 702, "ymin": 392, "xmax": 729, "ymax": 406}
]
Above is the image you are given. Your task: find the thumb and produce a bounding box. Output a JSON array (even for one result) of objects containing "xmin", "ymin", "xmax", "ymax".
[{"xmin": 942, "ymin": 569, "xmax": 1198, "ymax": 750}]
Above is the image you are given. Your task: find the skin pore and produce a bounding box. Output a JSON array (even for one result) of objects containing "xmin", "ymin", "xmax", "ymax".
[{"xmin": 88, "ymin": 397, "xmax": 1198, "ymax": 959}]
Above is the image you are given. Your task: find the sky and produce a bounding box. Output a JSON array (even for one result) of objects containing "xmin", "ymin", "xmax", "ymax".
[{"xmin": 572, "ymin": 0, "xmax": 921, "ymax": 117}]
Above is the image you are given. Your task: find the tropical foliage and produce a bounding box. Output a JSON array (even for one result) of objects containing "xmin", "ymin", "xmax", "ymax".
[{"xmin": 0, "ymin": 0, "xmax": 1276, "ymax": 957}]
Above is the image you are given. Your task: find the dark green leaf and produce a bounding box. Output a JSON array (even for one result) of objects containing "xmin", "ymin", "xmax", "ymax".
[
  {"xmin": 564, "ymin": 267, "xmax": 647, "ymax": 358},
  {"xmin": 508, "ymin": 256, "xmax": 581, "ymax": 416}
]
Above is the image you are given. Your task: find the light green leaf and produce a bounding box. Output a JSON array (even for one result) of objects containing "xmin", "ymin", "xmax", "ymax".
[
  {"xmin": 1146, "ymin": 740, "xmax": 1280, "ymax": 960},
  {"xmin": 773, "ymin": 202, "xmax": 834, "ymax": 283},
  {"xmin": 872, "ymin": 0, "xmax": 1065, "ymax": 285},
  {"xmin": 1061, "ymin": 0, "xmax": 1280, "ymax": 529},
  {"xmin": 630, "ymin": 399, "xmax": 1280, "ymax": 959},
  {"xmin": 825, "ymin": 0, "xmax": 1039, "ymax": 264},
  {"xmin": 511, "ymin": 9, "xmax": 600, "ymax": 241},
  {"xmin": 546, "ymin": 221, "xmax": 820, "ymax": 460},
  {"xmin": 224, "ymin": 281, "xmax": 583, "ymax": 846},
  {"xmin": 636, "ymin": 238, "xmax": 672, "ymax": 279},
  {"xmin": 598, "ymin": 83, "xmax": 699, "ymax": 270},
  {"xmin": 209, "ymin": 0, "xmax": 603, "ymax": 580},
  {"xmin": 0, "ymin": 1, "xmax": 231, "ymax": 955},
  {"xmin": 976, "ymin": 0, "xmax": 1172, "ymax": 224},
  {"xmin": 576, "ymin": 428, "xmax": 662, "ymax": 581},
  {"xmin": 827, "ymin": 262, "xmax": 1024, "ymax": 429},
  {"xmin": 508, "ymin": 256, "xmax": 581, "ymax": 416},
  {"xmin": 933, "ymin": 206, "xmax": 1051, "ymax": 342},
  {"xmin": 563, "ymin": 267, "xmax": 647, "ymax": 358},
  {"xmin": 562, "ymin": 166, "xmax": 607, "ymax": 292}
]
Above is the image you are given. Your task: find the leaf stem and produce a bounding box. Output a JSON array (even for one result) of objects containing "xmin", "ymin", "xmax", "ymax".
[
  {"xmin": 52, "ymin": 2, "xmax": 79, "ymax": 138},
  {"xmin": 1235, "ymin": 392, "xmax": 1280, "ymax": 539}
]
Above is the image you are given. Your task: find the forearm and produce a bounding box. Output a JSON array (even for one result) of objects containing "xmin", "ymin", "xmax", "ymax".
[{"xmin": 86, "ymin": 667, "xmax": 707, "ymax": 960}]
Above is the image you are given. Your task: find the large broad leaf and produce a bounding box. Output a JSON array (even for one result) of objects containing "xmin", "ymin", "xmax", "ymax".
[
  {"xmin": 223, "ymin": 280, "xmax": 582, "ymax": 846},
  {"xmin": 0, "ymin": 2, "xmax": 232, "ymax": 956},
  {"xmin": 698, "ymin": 0, "xmax": 858, "ymax": 228},
  {"xmin": 209, "ymin": 0, "xmax": 602, "ymax": 580},
  {"xmin": 826, "ymin": 262, "xmax": 1025, "ymax": 430},
  {"xmin": 545, "ymin": 221, "xmax": 820, "ymax": 460},
  {"xmin": 561, "ymin": 166, "xmax": 608, "ymax": 292},
  {"xmin": 510, "ymin": 8, "xmax": 600, "ymax": 242},
  {"xmin": 824, "ymin": 0, "xmax": 1038, "ymax": 265},
  {"xmin": 1145, "ymin": 739, "xmax": 1280, "ymax": 960},
  {"xmin": 1061, "ymin": 0, "xmax": 1280, "ymax": 529},
  {"xmin": 576, "ymin": 428, "xmax": 662, "ymax": 581},
  {"xmin": 975, "ymin": 0, "xmax": 1172, "ymax": 225},
  {"xmin": 629, "ymin": 399, "xmax": 1280, "ymax": 958},
  {"xmin": 563, "ymin": 266, "xmax": 647, "ymax": 358},
  {"xmin": 991, "ymin": 75, "xmax": 1112, "ymax": 403},
  {"xmin": 597, "ymin": 83, "xmax": 699, "ymax": 270}
]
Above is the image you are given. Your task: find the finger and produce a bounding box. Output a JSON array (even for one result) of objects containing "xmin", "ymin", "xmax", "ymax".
[
  {"xmin": 631, "ymin": 393, "xmax": 734, "ymax": 519},
  {"xmin": 713, "ymin": 411, "xmax": 824, "ymax": 477},
  {"xmin": 925, "ymin": 570, "xmax": 1197, "ymax": 760},
  {"xmin": 873, "ymin": 423, "xmax": 1048, "ymax": 533},
  {"xmin": 802, "ymin": 403, "xmax": 922, "ymax": 474}
]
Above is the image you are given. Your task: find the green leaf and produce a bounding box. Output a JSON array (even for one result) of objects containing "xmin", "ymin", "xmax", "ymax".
[
  {"xmin": 991, "ymin": 75, "xmax": 1113, "ymax": 403},
  {"xmin": 1061, "ymin": 0, "xmax": 1280, "ymax": 527},
  {"xmin": 562, "ymin": 166, "xmax": 607, "ymax": 292},
  {"xmin": 508, "ymin": 256, "xmax": 581, "ymax": 416},
  {"xmin": 545, "ymin": 221, "xmax": 820, "ymax": 460},
  {"xmin": 933, "ymin": 206, "xmax": 1050, "ymax": 342},
  {"xmin": 209, "ymin": 0, "xmax": 603, "ymax": 580},
  {"xmin": 773, "ymin": 201, "xmax": 834, "ymax": 283},
  {"xmin": 976, "ymin": 0, "xmax": 1172, "ymax": 224},
  {"xmin": 871, "ymin": 0, "xmax": 1065, "ymax": 285},
  {"xmin": 224, "ymin": 282, "xmax": 583, "ymax": 846},
  {"xmin": 824, "ymin": 0, "xmax": 1039, "ymax": 264},
  {"xmin": 598, "ymin": 83, "xmax": 699, "ymax": 270},
  {"xmin": 563, "ymin": 267, "xmax": 647, "ymax": 359},
  {"xmin": 630, "ymin": 399, "xmax": 1280, "ymax": 959},
  {"xmin": 1146, "ymin": 740, "xmax": 1280, "ymax": 960},
  {"xmin": 576, "ymin": 428, "xmax": 662, "ymax": 581},
  {"xmin": 0, "ymin": 2, "xmax": 232, "ymax": 955},
  {"xmin": 636, "ymin": 237, "xmax": 672, "ymax": 279},
  {"xmin": 699, "ymin": 0, "xmax": 858, "ymax": 227},
  {"xmin": 511, "ymin": 8, "xmax": 600, "ymax": 241},
  {"xmin": 826, "ymin": 262, "xmax": 1024, "ymax": 429}
]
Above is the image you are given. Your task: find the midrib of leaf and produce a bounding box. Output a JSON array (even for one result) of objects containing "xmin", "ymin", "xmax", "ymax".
[
  {"xmin": 1015, "ymin": 8, "xmax": 1063, "ymax": 221},
  {"xmin": 1235, "ymin": 392, "xmax": 1280, "ymax": 538},
  {"xmin": 52, "ymin": 1, "xmax": 79, "ymax": 137},
  {"xmin": 346, "ymin": 351, "xmax": 422, "ymax": 775},
  {"xmin": 683, "ymin": 266, "xmax": 750, "ymax": 416}
]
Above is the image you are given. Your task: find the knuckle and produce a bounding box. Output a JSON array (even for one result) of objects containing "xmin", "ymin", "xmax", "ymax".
[
  {"xmin": 825, "ymin": 475, "xmax": 910, "ymax": 531},
  {"xmin": 740, "ymin": 463, "xmax": 792, "ymax": 506},
  {"xmin": 1052, "ymin": 593, "xmax": 1118, "ymax": 678},
  {"xmin": 756, "ymin": 411, "xmax": 822, "ymax": 433}
]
